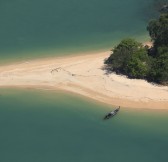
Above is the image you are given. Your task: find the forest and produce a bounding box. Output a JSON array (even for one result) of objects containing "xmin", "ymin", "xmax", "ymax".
[{"xmin": 105, "ymin": 11, "xmax": 168, "ymax": 85}]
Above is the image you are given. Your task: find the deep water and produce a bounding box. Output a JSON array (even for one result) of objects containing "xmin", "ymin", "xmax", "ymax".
[
  {"xmin": 0, "ymin": 0, "xmax": 156, "ymax": 63},
  {"xmin": 0, "ymin": 89, "xmax": 168, "ymax": 162}
]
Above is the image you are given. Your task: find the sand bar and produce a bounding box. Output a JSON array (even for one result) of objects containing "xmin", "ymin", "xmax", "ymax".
[{"xmin": 0, "ymin": 51, "xmax": 168, "ymax": 110}]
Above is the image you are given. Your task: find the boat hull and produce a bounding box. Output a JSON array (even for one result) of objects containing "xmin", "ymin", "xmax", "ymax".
[{"xmin": 103, "ymin": 107, "xmax": 120, "ymax": 120}]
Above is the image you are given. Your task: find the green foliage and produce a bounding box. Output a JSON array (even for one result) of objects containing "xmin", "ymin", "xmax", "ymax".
[
  {"xmin": 147, "ymin": 13, "xmax": 168, "ymax": 47},
  {"xmin": 105, "ymin": 39, "xmax": 150, "ymax": 79},
  {"xmin": 147, "ymin": 13, "xmax": 168, "ymax": 84},
  {"xmin": 125, "ymin": 49, "xmax": 150, "ymax": 78},
  {"xmin": 148, "ymin": 47, "xmax": 168, "ymax": 84},
  {"xmin": 105, "ymin": 13, "xmax": 168, "ymax": 85},
  {"xmin": 105, "ymin": 39, "xmax": 142, "ymax": 69}
]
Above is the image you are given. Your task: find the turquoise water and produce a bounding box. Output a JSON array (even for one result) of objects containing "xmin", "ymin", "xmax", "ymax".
[
  {"xmin": 1, "ymin": 1, "xmax": 168, "ymax": 162},
  {"xmin": 0, "ymin": 89, "xmax": 168, "ymax": 162},
  {"xmin": 0, "ymin": 0, "xmax": 156, "ymax": 63}
]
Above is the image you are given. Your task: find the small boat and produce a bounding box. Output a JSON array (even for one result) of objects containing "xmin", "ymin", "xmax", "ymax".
[{"xmin": 104, "ymin": 106, "xmax": 120, "ymax": 120}]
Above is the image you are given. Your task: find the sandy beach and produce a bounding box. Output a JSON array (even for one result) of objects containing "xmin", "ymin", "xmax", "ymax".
[{"xmin": 0, "ymin": 51, "xmax": 168, "ymax": 110}]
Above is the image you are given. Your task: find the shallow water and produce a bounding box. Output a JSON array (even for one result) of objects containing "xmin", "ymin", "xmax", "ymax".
[
  {"xmin": 0, "ymin": 0, "xmax": 156, "ymax": 63},
  {"xmin": 0, "ymin": 89, "xmax": 168, "ymax": 162}
]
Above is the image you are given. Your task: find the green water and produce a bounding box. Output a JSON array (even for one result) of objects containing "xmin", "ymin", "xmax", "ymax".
[
  {"xmin": 1, "ymin": 1, "xmax": 168, "ymax": 161},
  {"xmin": 0, "ymin": 89, "xmax": 168, "ymax": 162},
  {"xmin": 0, "ymin": 0, "xmax": 157, "ymax": 63}
]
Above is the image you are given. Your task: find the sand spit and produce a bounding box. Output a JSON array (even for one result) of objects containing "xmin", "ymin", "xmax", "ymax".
[{"xmin": 0, "ymin": 51, "xmax": 168, "ymax": 110}]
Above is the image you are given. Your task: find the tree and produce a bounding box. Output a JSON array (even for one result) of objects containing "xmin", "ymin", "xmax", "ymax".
[
  {"xmin": 147, "ymin": 13, "xmax": 168, "ymax": 84},
  {"xmin": 104, "ymin": 13, "xmax": 168, "ymax": 85},
  {"xmin": 105, "ymin": 38, "xmax": 150, "ymax": 79},
  {"xmin": 148, "ymin": 47, "xmax": 168, "ymax": 84},
  {"xmin": 125, "ymin": 48, "xmax": 150, "ymax": 78},
  {"xmin": 105, "ymin": 38, "xmax": 142, "ymax": 71},
  {"xmin": 147, "ymin": 13, "xmax": 168, "ymax": 47}
]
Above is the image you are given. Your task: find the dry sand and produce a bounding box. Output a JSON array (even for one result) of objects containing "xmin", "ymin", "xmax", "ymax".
[{"xmin": 0, "ymin": 51, "xmax": 168, "ymax": 110}]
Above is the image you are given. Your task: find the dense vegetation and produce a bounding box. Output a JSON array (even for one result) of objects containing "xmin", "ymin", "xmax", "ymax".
[{"xmin": 105, "ymin": 12, "xmax": 168, "ymax": 85}]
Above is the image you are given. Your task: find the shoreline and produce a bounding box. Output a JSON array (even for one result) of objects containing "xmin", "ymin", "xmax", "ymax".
[
  {"xmin": 1, "ymin": 86, "xmax": 168, "ymax": 112},
  {"xmin": 0, "ymin": 50, "xmax": 168, "ymax": 110},
  {"xmin": 0, "ymin": 35, "xmax": 150, "ymax": 66}
]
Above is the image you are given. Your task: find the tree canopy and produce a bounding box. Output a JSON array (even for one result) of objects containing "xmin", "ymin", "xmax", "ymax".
[
  {"xmin": 105, "ymin": 13, "xmax": 168, "ymax": 85},
  {"xmin": 147, "ymin": 13, "xmax": 168, "ymax": 47},
  {"xmin": 105, "ymin": 39, "xmax": 150, "ymax": 79}
]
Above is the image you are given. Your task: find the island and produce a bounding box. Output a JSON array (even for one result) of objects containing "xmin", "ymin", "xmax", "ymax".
[
  {"xmin": 0, "ymin": 12, "xmax": 167, "ymax": 110},
  {"xmin": 105, "ymin": 12, "xmax": 168, "ymax": 85}
]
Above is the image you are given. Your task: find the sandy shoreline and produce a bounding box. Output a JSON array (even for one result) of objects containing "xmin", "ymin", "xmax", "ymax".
[{"xmin": 0, "ymin": 50, "xmax": 168, "ymax": 110}]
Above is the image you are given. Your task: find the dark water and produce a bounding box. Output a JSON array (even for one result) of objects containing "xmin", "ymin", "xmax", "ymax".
[
  {"xmin": 0, "ymin": 89, "xmax": 168, "ymax": 162},
  {"xmin": 0, "ymin": 0, "xmax": 156, "ymax": 63}
]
